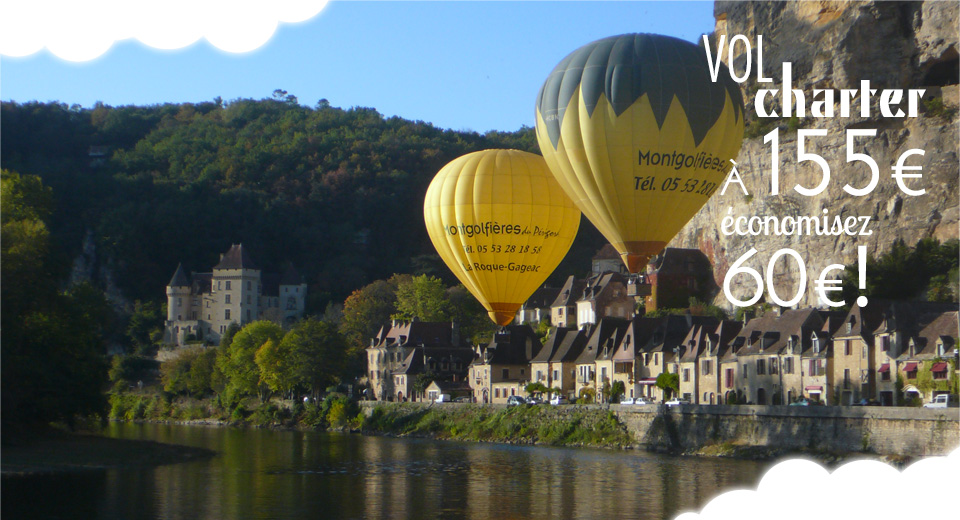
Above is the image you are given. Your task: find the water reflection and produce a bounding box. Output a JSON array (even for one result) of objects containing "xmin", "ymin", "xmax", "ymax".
[{"xmin": 5, "ymin": 424, "xmax": 765, "ymax": 520}]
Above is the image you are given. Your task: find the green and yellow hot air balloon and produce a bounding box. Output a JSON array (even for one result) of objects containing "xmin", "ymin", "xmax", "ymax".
[
  {"xmin": 423, "ymin": 149, "xmax": 581, "ymax": 326},
  {"xmin": 535, "ymin": 33, "xmax": 744, "ymax": 273}
]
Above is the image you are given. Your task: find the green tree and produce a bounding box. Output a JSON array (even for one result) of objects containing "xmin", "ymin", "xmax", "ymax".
[
  {"xmin": 217, "ymin": 321, "xmax": 284, "ymax": 404},
  {"xmin": 255, "ymin": 339, "xmax": 297, "ymax": 398},
  {"xmin": 610, "ymin": 381, "xmax": 626, "ymax": 403},
  {"xmin": 656, "ymin": 372, "xmax": 679, "ymax": 400},
  {"xmin": 446, "ymin": 284, "xmax": 496, "ymax": 345},
  {"xmin": 127, "ymin": 300, "xmax": 165, "ymax": 354},
  {"xmin": 281, "ymin": 318, "xmax": 349, "ymax": 399},
  {"xmin": 339, "ymin": 274, "xmax": 409, "ymax": 349},
  {"xmin": 393, "ymin": 274, "xmax": 450, "ymax": 322}
]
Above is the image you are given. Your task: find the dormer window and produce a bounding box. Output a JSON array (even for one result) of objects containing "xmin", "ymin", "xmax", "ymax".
[
  {"xmin": 937, "ymin": 342, "xmax": 945, "ymax": 358},
  {"xmin": 812, "ymin": 337, "xmax": 820, "ymax": 354}
]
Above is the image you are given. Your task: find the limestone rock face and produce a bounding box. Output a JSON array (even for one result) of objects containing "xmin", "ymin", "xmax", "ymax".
[{"xmin": 672, "ymin": 1, "xmax": 958, "ymax": 308}]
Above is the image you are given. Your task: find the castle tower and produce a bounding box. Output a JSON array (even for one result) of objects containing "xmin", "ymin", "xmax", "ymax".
[
  {"xmin": 166, "ymin": 263, "xmax": 192, "ymax": 321},
  {"xmin": 211, "ymin": 244, "xmax": 261, "ymax": 333}
]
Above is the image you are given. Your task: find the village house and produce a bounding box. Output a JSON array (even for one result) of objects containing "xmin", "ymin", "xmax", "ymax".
[
  {"xmin": 642, "ymin": 248, "xmax": 714, "ymax": 313},
  {"xmin": 611, "ymin": 317, "xmax": 665, "ymax": 401},
  {"xmin": 515, "ymin": 285, "xmax": 561, "ymax": 326},
  {"xmin": 895, "ymin": 310, "xmax": 959, "ymax": 404},
  {"xmin": 637, "ymin": 315, "xmax": 717, "ymax": 402},
  {"xmin": 551, "ymin": 275, "xmax": 587, "ymax": 328},
  {"xmin": 164, "ymin": 244, "xmax": 307, "ymax": 346},
  {"xmin": 575, "ymin": 272, "xmax": 634, "ymax": 328},
  {"xmin": 544, "ymin": 327, "xmax": 589, "ymax": 401},
  {"xmin": 592, "ymin": 318, "xmax": 632, "ymax": 402},
  {"xmin": 468, "ymin": 325, "xmax": 542, "ymax": 404},
  {"xmin": 530, "ymin": 327, "xmax": 571, "ymax": 393},
  {"xmin": 591, "ymin": 244, "xmax": 629, "ymax": 276},
  {"xmin": 366, "ymin": 319, "xmax": 471, "ymax": 402}
]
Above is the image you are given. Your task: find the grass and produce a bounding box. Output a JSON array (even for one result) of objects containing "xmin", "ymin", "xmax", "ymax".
[{"xmin": 362, "ymin": 404, "xmax": 634, "ymax": 448}]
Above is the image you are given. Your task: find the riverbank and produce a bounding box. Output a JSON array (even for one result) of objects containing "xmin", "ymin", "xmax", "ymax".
[{"xmin": 1, "ymin": 428, "xmax": 215, "ymax": 477}]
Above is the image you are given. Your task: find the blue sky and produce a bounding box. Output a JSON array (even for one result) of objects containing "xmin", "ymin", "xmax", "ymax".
[{"xmin": 1, "ymin": 1, "xmax": 715, "ymax": 133}]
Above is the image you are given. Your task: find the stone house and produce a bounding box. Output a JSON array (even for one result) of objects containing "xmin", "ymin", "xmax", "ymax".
[
  {"xmin": 802, "ymin": 330, "xmax": 833, "ymax": 404},
  {"xmin": 530, "ymin": 327, "xmax": 572, "ymax": 394},
  {"xmin": 544, "ymin": 327, "xmax": 589, "ymax": 401},
  {"xmin": 678, "ymin": 324, "xmax": 713, "ymax": 403},
  {"xmin": 366, "ymin": 320, "xmax": 470, "ymax": 402},
  {"xmin": 612, "ymin": 317, "xmax": 665, "ymax": 401},
  {"xmin": 694, "ymin": 320, "xmax": 742, "ymax": 405},
  {"xmin": 832, "ymin": 302, "xmax": 896, "ymax": 405},
  {"xmin": 734, "ymin": 308, "xmax": 824, "ymax": 405},
  {"xmin": 869, "ymin": 302, "xmax": 956, "ymax": 405},
  {"xmin": 551, "ymin": 275, "xmax": 587, "ymax": 328},
  {"xmin": 591, "ymin": 244, "xmax": 628, "ymax": 276},
  {"xmin": 636, "ymin": 315, "xmax": 714, "ymax": 402},
  {"xmin": 896, "ymin": 310, "xmax": 959, "ymax": 403},
  {"xmin": 515, "ymin": 285, "xmax": 561, "ymax": 326},
  {"xmin": 164, "ymin": 244, "xmax": 307, "ymax": 346},
  {"xmin": 575, "ymin": 272, "xmax": 634, "ymax": 328},
  {"xmin": 592, "ymin": 318, "xmax": 631, "ymax": 402},
  {"xmin": 643, "ymin": 248, "xmax": 714, "ymax": 313},
  {"xmin": 468, "ymin": 325, "xmax": 542, "ymax": 404}
]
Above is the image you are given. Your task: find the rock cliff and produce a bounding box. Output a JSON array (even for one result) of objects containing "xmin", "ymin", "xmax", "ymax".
[{"xmin": 671, "ymin": 0, "xmax": 959, "ymax": 308}]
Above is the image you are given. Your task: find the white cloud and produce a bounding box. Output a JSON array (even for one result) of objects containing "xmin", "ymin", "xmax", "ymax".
[
  {"xmin": 0, "ymin": 0, "xmax": 329, "ymax": 62},
  {"xmin": 675, "ymin": 448, "xmax": 960, "ymax": 520}
]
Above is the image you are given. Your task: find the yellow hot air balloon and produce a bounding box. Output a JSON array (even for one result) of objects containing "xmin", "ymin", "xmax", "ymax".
[
  {"xmin": 423, "ymin": 149, "xmax": 581, "ymax": 326},
  {"xmin": 535, "ymin": 33, "xmax": 745, "ymax": 273}
]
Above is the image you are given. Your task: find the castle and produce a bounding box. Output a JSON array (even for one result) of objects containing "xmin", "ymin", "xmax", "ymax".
[{"xmin": 163, "ymin": 244, "xmax": 307, "ymax": 346}]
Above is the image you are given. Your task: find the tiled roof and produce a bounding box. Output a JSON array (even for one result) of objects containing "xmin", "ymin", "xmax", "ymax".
[
  {"xmin": 168, "ymin": 263, "xmax": 191, "ymax": 287},
  {"xmin": 551, "ymin": 275, "xmax": 587, "ymax": 307},
  {"xmin": 214, "ymin": 244, "xmax": 259, "ymax": 270},
  {"xmin": 593, "ymin": 243, "xmax": 621, "ymax": 261},
  {"xmin": 522, "ymin": 285, "xmax": 561, "ymax": 310}
]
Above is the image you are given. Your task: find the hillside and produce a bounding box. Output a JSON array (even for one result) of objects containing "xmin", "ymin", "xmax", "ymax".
[{"xmin": 0, "ymin": 98, "xmax": 607, "ymax": 311}]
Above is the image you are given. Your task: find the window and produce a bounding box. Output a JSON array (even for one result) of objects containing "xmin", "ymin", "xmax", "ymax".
[
  {"xmin": 783, "ymin": 357, "xmax": 793, "ymax": 374},
  {"xmin": 862, "ymin": 346, "xmax": 867, "ymax": 359},
  {"xmin": 553, "ymin": 369, "xmax": 559, "ymax": 381},
  {"xmin": 225, "ymin": 281, "xmax": 231, "ymax": 290},
  {"xmin": 225, "ymin": 309, "xmax": 231, "ymax": 320},
  {"xmin": 502, "ymin": 368, "xmax": 509, "ymax": 379},
  {"xmin": 287, "ymin": 297, "xmax": 297, "ymax": 310},
  {"xmin": 880, "ymin": 336, "xmax": 890, "ymax": 352},
  {"xmin": 536, "ymin": 371, "xmax": 542, "ymax": 382},
  {"xmin": 177, "ymin": 297, "xmax": 182, "ymax": 306},
  {"xmin": 702, "ymin": 360, "xmax": 712, "ymax": 375},
  {"xmin": 742, "ymin": 363, "xmax": 748, "ymax": 378},
  {"xmin": 682, "ymin": 369, "xmax": 690, "ymax": 382},
  {"xmin": 725, "ymin": 368, "xmax": 734, "ymax": 388},
  {"xmin": 247, "ymin": 280, "xmax": 251, "ymax": 290},
  {"xmin": 813, "ymin": 337, "xmax": 820, "ymax": 354},
  {"xmin": 757, "ymin": 359, "xmax": 766, "ymax": 375},
  {"xmin": 225, "ymin": 294, "xmax": 231, "ymax": 304},
  {"xmin": 769, "ymin": 357, "xmax": 778, "ymax": 375},
  {"xmin": 495, "ymin": 388, "xmax": 500, "ymax": 398},
  {"xmin": 653, "ymin": 354, "xmax": 658, "ymax": 365},
  {"xmin": 843, "ymin": 369, "xmax": 851, "ymax": 388},
  {"xmin": 844, "ymin": 341, "xmax": 851, "ymax": 356},
  {"xmin": 206, "ymin": 301, "xmax": 210, "ymax": 308}
]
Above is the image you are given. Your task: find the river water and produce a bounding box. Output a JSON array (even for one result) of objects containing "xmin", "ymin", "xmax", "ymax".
[{"xmin": 8, "ymin": 423, "xmax": 767, "ymax": 519}]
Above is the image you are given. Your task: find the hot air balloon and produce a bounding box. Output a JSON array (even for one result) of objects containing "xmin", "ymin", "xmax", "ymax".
[
  {"xmin": 535, "ymin": 33, "xmax": 744, "ymax": 273},
  {"xmin": 423, "ymin": 149, "xmax": 581, "ymax": 326}
]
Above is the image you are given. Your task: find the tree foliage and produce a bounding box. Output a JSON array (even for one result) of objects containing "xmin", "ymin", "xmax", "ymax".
[
  {"xmin": 393, "ymin": 274, "xmax": 451, "ymax": 322},
  {"xmin": 217, "ymin": 320, "xmax": 284, "ymax": 404},
  {"xmin": 655, "ymin": 372, "xmax": 679, "ymax": 399},
  {"xmin": 842, "ymin": 238, "xmax": 959, "ymax": 304}
]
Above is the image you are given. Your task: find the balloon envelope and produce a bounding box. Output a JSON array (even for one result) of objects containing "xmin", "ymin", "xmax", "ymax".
[
  {"xmin": 423, "ymin": 149, "xmax": 581, "ymax": 326},
  {"xmin": 535, "ymin": 33, "xmax": 744, "ymax": 273}
]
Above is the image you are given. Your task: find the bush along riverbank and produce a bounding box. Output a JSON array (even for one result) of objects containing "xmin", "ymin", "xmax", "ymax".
[
  {"xmin": 361, "ymin": 403, "xmax": 634, "ymax": 448},
  {"xmin": 107, "ymin": 391, "xmax": 365, "ymax": 431}
]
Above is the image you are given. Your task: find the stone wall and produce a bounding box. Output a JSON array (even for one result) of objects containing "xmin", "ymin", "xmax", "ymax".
[
  {"xmin": 615, "ymin": 404, "xmax": 958, "ymax": 456},
  {"xmin": 360, "ymin": 401, "xmax": 958, "ymax": 456}
]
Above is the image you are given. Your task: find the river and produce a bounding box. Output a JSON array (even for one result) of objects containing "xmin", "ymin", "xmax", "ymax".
[{"xmin": 6, "ymin": 423, "xmax": 767, "ymax": 519}]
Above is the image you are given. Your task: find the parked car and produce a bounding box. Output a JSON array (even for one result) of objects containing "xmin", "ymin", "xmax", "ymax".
[
  {"xmin": 665, "ymin": 398, "xmax": 690, "ymax": 407},
  {"xmin": 526, "ymin": 396, "xmax": 544, "ymax": 405},
  {"xmin": 633, "ymin": 398, "xmax": 650, "ymax": 406},
  {"xmin": 453, "ymin": 396, "xmax": 472, "ymax": 403},
  {"xmin": 620, "ymin": 398, "xmax": 635, "ymax": 405},
  {"xmin": 923, "ymin": 394, "xmax": 959, "ymax": 408},
  {"xmin": 434, "ymin": 394, "xmax": 451, "ymax": 403},
  {"xmin": 549, "ymin": 396, "xmax": 569, "ymax": 405},
  {"xmin": 506, "ymin": 395, "xmax": 526, "ymax": 407}
]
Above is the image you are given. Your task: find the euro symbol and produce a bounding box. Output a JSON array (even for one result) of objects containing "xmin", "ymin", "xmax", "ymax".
[
  {"xmin": 891, "ymin": 149, "xmax": 925, "ymax": 196},
  {"xmin": 815, "ymin": 264, "xmax": 846, "ymax": 307}
]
